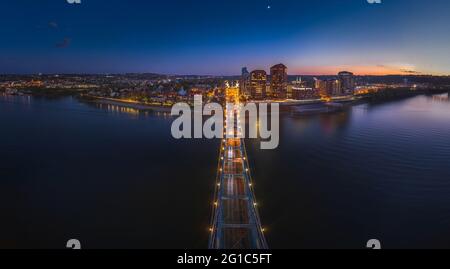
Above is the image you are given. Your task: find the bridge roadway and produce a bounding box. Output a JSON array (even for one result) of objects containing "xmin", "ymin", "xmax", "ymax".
[{"xmin": 209, "ymin": 99, "xmax": 268, "ymax": 249}]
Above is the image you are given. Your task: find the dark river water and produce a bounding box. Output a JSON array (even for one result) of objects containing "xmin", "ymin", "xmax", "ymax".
[{"xmin": 1, "ymin": 93, "xmax": 450, "ymax": 249}]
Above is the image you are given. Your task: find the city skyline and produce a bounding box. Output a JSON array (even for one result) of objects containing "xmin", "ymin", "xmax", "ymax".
[{"xmin": 1, "ymin": 0, "xmax": 450, "ymax": 75}]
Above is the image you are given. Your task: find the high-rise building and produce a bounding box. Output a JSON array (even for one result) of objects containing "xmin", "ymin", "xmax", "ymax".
[
  {"xmin": 270, "ymin": 64, "xmax": 288, "ymax": 99},
  {"xmin": 249, "ymin": 70, "xmax": 267, "ymax": 100},
  {"xmin": 240, "ymin": 67, "xmax": 250, "ymax": 96},
  {"xmin": 315, "ymin": 78, "xmax": 341, "ymax": 97},
  {"xmin": 329, "ymin": 79, "xmax": 342, "ymax": 96},
  {"xmin": 242, "ymin": 67, "xmax": 249, "ymax": 76},
  {"xmin": 338, "ymin": 71, "xmax": 355, "ymax": 95},
  {"xmin": 314, "ymin": 78, "xmax": 327, "ymax": 96},
  {"xmin": 266, "ymin": 82, "xmax": 271, "ymax": 98}
]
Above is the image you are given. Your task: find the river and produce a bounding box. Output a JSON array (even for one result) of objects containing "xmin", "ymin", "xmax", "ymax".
[{"xmin": 1, "ymin": 93, "xmax": 450, "ymax": 249}]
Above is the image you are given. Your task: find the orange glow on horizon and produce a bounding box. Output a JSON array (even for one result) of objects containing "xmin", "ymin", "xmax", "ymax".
[{"xmin": 289, "ymin": 65, "xmax": 435, "ymax": 76}]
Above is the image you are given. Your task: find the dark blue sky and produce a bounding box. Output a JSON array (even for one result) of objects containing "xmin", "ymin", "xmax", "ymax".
[{"xmin": 1, "ymin": 0, "xmax": 449, "ymax": 75}]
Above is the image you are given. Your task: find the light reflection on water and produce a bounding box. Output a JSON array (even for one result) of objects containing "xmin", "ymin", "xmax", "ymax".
[{"xmin": 88, "ymin": 101, "xmax": 173, "ymax": 119}]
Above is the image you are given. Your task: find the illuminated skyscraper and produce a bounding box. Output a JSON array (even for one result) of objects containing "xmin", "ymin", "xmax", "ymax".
[
  {"xmin": 330, "ymin": 79, "xmax": 342, "ymax": 96},
  {"xmin": 315, "ymin": 78, "xmax": 341, "ymax": 97},
  {"xmin": 270, "ymin": 64, "xmax": 288, "ymax": 99},
  {"xmin": 240, "ymin": 67, "xmax": 250, "ymax": 96},
  {"xmin": 249, "ymin": 70, "xmax": 267, "ymax": 100},
  {"xmin": 338, "ymin": 71, "xmax": 355, "ymax": 95},
  {"xmin": 315, "ymin": 78, "xmax": 326, "ymax": 97}
]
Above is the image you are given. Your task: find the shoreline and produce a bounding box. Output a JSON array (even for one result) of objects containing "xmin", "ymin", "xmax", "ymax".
[
  {"xmin": 80, "ymin": 95, "xmax": 357, "ymax": 116},
  {"xmin": 78, "ymin": 96, "xmax": 173, "ymax": 113},
  {"xmin": 3, "ymin": 87, "xmax": 449, "ymax": 116}
]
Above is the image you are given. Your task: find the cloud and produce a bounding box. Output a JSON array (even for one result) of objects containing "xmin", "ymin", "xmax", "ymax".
[
  {"xmin": 56, "ymin": 38, "xmax": 71, "ymax": 48},
  {"xmin": 400, "ymin": 69, "xmax": 422, "ymax": 74},
  {"xmin": 375, "ymin": 63, "xmax": 422, "ymax": 75},
  {"xmin": 48, "ymin": 22, "xmax": 58, "ymax": 29}
]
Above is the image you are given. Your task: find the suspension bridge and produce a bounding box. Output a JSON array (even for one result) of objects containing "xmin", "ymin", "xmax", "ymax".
[{"xmin": 209, "ymin": 85, "xmax": 268, "ymax": 249}]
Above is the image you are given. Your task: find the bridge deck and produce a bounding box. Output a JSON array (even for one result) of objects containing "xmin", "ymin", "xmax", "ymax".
[{"xmin": 209, "ymin": 137, "xmax": 268, "ymax": 249}]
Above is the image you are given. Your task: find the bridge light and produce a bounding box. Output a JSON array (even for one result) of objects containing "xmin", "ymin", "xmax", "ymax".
[
  {"xmin": 261, "ymin": 228, "xmax": 266, "ymax": 233},
  {"xmin": 253, "ymin": 202, "xmax": 258, "ymax": 207}
]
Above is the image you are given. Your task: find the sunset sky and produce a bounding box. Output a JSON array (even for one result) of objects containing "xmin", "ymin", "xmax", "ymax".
[{"xmin": 0, "ymin": 0, "xmax": 449, "ymax": 75}]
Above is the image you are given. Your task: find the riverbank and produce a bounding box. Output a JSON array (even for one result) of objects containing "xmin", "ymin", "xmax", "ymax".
[
  {"xmin": 82, "ymin": 95, "xmax": 358, "ymax": 115},
  {"xmin": 78, "ymin": 95, "xmax": 173, "ymax": 113},
  {"xmin": 0, "ymin": 87, "xmax": 87, "ymax": 97},
  {"xmin": 286, "ymin": 88, "xmax": 450, "ymax": 115},
  {"xmin": 290, "ymin": 102, "xmax": 348, "ymax": 116},
  {"xmin": 4, "ymin": 86, "xmax": 449, "ymax": 116},
  {"xmin": 359, "ymin": 87, "xmax": 450, "ymax": 102}
]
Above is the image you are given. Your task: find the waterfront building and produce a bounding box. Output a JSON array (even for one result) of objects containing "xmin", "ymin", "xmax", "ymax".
[
  {"xmin": 330, "ymin": 79, "xmax": 342, "ymax": 96},
  {"xmin": 315, "ymin": 78, "xmax": 327, "ymax": 96},
  {"xmin": 291, "ymin": 87, "xmax": 319, "ymax": 100},
  {"xmin": 288, "ymin": 77, "xmax": 310, "ymax": 99},
  {"xmin": 266, "ymin": 82, "xmax": 272, "ymax": 98},
  {"xmin": 249, "ymin": 70, "xmax": 267, "ymax": 100},
  {"xmin": 270, "ymin": 64, "xmax": 288, "ymax": 99},
  {"xmin": 338, "ymin": 71, "xmax": 355, "ymax": 94},
  {"xmin": 315, "ymin": 78, "xmax": 342, "ymax": 97}
]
